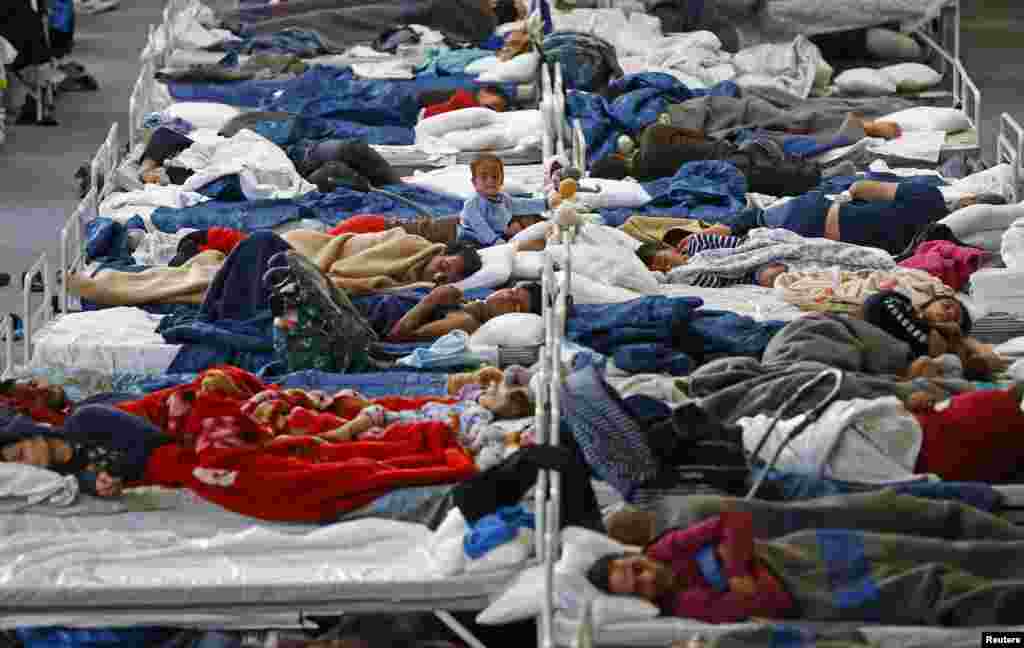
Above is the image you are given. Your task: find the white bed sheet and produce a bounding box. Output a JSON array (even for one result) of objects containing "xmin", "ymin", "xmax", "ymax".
[
  {"xmin": 0, "ymin": 515, "xmax": 521, "ymax": 624},
  {"xmin": 31, "ymin": 307, "xmax": 181, "ymax": 375},
  {"xmin": 553, "ymin": 615, "xmax": 1024, "ymax": 648}
]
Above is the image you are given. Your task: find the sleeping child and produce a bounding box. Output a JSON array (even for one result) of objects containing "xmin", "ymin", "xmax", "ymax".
[
  {"xmin": 862, "ymin": 290, "xmax": 1008, "ymax": 380},
  {"xmin": 0, "ymin": 404, "xmax": 171, "ymax": 498},
  {"xmin": 312, "ymin": 367, "xmax": 536, "ymax": 465},
  {"xmin": 635, "ymin": 228, "xmax": 789, "ymax": 289},
  {"xmin": 588, "ymin": 509, "xmax": 1024, "ymax": 626}
]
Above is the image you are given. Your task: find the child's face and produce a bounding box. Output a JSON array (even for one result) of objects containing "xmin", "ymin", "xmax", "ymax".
[
  {"xmin": 473, "ymin": 162, "xmax": 504, "ymax": 198},
  {"xmin": 478, "ymin": 382, "xmax": 531, "ymax": 418},
  {"xmin": 1, "ymin": 437, "xmax": 53, "ymax": 468},
  {"xmin": 921, "ymin": 298, "xmax": 962, "ymax": 326},
  {"xmin": 649, "ymin": 249, "xmax": 688, "ymax": 273}
]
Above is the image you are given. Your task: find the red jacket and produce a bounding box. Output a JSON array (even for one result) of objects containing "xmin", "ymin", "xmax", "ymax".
[{"xmin": 645, "ymin": 511, "xmax": 795, "ymax": 623}]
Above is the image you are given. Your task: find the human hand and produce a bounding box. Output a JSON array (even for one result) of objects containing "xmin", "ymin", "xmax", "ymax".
[
  {"xmin": 95, "ymin": 472, "xmax": 124, "ymax": 498},
  {"xmin": 547, "ymin": 190, "xmax": 563, "ymax": 209},
  {"xmin": 728, "ymin": 576, "xmax": 757, "ymax": 596},
  {"xmin": 426, "ymin": 284, "xmax": 463, "ymax": 305}
]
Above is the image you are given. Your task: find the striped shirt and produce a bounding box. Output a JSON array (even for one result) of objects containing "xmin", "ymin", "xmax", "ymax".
[{"xmin": 680, "ymin": 234, "xmax": 758, "ymax": 288}]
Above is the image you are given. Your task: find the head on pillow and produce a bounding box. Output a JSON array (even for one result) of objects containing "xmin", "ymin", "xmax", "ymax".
[
  {"xmin": 635, "ymin": 242, "xmax": 688, "ymax": 273},
  {"xmin": 471, "ymin": 153, "xmax": 506, "ymax": 198},
  {"xmin": 425, "ymin": 242, "xmax": 484, "ymax": 284},
  {"xmin": 484, "ymin": 283, "xmax": 540, "ymax": 316},
  {"xmin": 919, "ymin": 295, "xmax": 972, "ymax": 333},
  {"xmin": 478, "ymin": 381, "xmax": 533, "ymax": 418},
  {"xmin": 586, "ymin": 552, "xmax": 675, "ymax": 603},
  {"xmin": 476, "ymin": 85, "xmax": 513, "ymax": 112}
]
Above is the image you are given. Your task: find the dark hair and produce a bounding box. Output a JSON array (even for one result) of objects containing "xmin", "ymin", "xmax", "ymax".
[
  {"xmin": 635, "ymin": 242, "xmax": 665, "ymax": 268},
  {"xmin": 921, "ymin": 296, "xmax": 973, "ymax": 334},
  {"xmin": 446, "ymin": 242, "xmax": 483, "ymax": 279},
  {"xmin": 494, "ymin": 0, "xmax": 520, "ymax": 24},
  {"xmin": 520, "ymin": 282, "xmax": 543, "ymax": 315},
  {"xmin": 478, "ymin": 84, "xmax": 514, "ymax": 110},
  {"xmin": 586, "ymin": 552, "xmax": 633, "ymax": 593},
  {"xmin": 591, "ymin": 155, "xmax": 630, "ymax": 181}
]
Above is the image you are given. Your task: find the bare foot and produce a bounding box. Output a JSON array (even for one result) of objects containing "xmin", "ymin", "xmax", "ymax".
[{"xmin": 865, "ymin": 121, "xmax": 903, "ymax": 140}]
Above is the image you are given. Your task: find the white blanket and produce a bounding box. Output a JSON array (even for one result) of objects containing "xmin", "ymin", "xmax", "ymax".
[
  {"xmin": 740, "ymin": 396, "xmax": 931, "ymax": 484},
  {"xmin": 99, "ymin": 185, "xmax": 211, "ymax": 230},
  {"xmin": 0, "ymin": 464, "xmax": 78, "ymax": 513},
  {"xmin": 172, "ymin": 128, "xmax": 317, "ymax": 201}
]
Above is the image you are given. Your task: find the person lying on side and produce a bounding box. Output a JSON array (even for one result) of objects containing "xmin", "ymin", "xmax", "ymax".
[
  {"xmin": 634, "ymin": 232, "xmax": 789, "ymax": 289},
  {"xmin": 704, "ymin": 180, "xmax": 1002, "ymax": 256},
  {"xmin": 588, "ymin": 509, "xmax": 1024, "ymax": 625},
  {"xmin": 385, "ymin": 282, "xmax": 542, "ymax": 342},
  {"xmin": 0, "ymin": 405, "xmax": 171, "ymax": 498},
  {"xmin": 420, "ymin": 84, "xmax": 515, "ymax": 119}
]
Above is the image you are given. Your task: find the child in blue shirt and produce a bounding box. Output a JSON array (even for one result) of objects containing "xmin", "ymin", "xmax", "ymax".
[{"xmin": 457, "ymin": 154, "xmax": 558, "ymax": 247}]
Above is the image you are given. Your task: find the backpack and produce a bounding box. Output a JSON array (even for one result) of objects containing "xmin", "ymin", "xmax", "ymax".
[{"xmin": 264, "ymin": 250, "xmax": 378, "ymax": 374}]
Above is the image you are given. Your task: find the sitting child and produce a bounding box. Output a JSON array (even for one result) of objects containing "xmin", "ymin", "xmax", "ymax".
[
  {"xmin": 457, "ymin": 154, "xmax": 560, "ymax": 247},
  {"xmin": 635, "ymin": 229, "xmax": 789, "ymax": 289},
  {"xmin": 862, "ymin": 290, "xmax": 1007, "ymax": 380},
  {"xmin": 589, "ymin": 509, "xmax": 1023, "ymax": 625},
  {"xmin": 0, "ymin": 404, "xmax": 171, "ymax": 498}
]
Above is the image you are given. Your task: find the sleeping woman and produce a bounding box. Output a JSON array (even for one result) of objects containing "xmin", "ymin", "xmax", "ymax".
[{"xmin": 384, "ymin": 282, "xmax": 543, "ymax": 342}]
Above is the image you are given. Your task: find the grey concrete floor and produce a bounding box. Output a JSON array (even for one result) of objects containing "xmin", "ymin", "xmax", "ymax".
[
  {"xmin": 0, "ymin": 0, "xmax": 1021, "ymax": 354},
  {"xmin": 0, "ymin": 0, "xmax": 165, "ymax": 356}
]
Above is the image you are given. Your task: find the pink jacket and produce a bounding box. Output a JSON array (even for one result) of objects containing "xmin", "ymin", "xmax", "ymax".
[{"xmin": 898, "ymin": 240, "xmax": 988, "ymax": 291}]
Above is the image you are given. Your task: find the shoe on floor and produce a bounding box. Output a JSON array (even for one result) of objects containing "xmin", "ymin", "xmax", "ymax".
[
  {"xmin": 21, "ymin": 272, "xmax": 45, "ymax": 293},
  {"xmin": 0, "ymin": 273, "xmax": 9, "ymax": 288}
]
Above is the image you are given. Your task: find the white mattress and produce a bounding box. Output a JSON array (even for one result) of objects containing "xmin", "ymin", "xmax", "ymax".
[
  {"xmin": 553, "ymin": 616, "xmax": 1024, "ymax": 648},
  {"xmin": 0, "ymin": 506, "xmax": 521, "ymax": 627},
  {"xmin": 30, "ymin": 307, "xmax": 181, "ymax": 375}
]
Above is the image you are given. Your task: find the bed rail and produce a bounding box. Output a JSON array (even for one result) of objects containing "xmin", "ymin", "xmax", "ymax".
[
  {"xmin": 129, "ymin": 55, "xmax": 157, "ymax": 151},
  {"xmin": 998, "ymin": 113, "xmax": 1024, "ymax": 205},
  {"xmin": 1, "ymin": 313, "xmax": 14, "ymax": 380},
  {"xmin": 61, "ymin": 187, "xmax": 98, "ymax": 316},
  {"xmin": 20, "ymin": 253, "xmax": 52, "ymax": 369},
  {"xmin": 914, "ymin": 27, "xmax": 982, "ymax": 162},
  {"xmin": 535, "ymin": 226, "xmax": 574, "ymax": 648}
]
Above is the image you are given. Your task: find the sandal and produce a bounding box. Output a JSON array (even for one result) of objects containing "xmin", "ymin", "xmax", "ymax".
[{"xmin": 57, "ymin": 74, "xmax": 99, "ymax": 93}]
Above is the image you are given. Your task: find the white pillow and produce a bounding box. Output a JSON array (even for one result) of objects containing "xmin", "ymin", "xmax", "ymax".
[
  {"xmin": 404, "ymin": 165, "xmax": 531, "ymax": 199},
  {"xmin": 834, "ymin": 68, "xmax": 897, "ymax": 96},
  {"xmin": 881, "ymin": 106, "xmax": 971, "ymax": 133},
  {"xmin": 161, "ymin": 102, "xmax": 240, "ymax": 131},
  {"xmin": 574, "ymin": 179, "xmax": 652, "ymax": 210},
  {"xmin": 563, "ymin": 271, "xmax": 644, "ymax": 304},
  {"xmin": 477, "ymin": 51, "xmax": 540, "ymax": 83},
  {"xmin": 476, "ymin": 527, "xmax": 660, "ymax": 627},
  {"xmin": 443, "ymin": 127, "xmax": 517, "ymax": 152},
  {"xmin": 416, "ymin": 107, "xmax": 498, "ymax": 140},
  {"xmin": 547, "ymin": 244, "xmax": 660, "ymax": 294},
  {"xmin": 454, "ymin": 243, "xmax": 514, "ymax": 292},
  {"xmin": 465, "ymin": 55, "xmax": 499, "ymax": 75},
  {"xmin": 512, "ymin": 250, "xmax": 546, "ymax": 279},
  {"xmin": 470, "ymin": 313, "xmax": 544, "ymax": 347},
  {"xmin": 881, "ymin": 62, "xmax": 942, "ymax": 92}
]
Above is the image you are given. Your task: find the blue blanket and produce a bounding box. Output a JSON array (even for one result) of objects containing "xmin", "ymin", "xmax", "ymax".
[
  {"xmin": 600, "ymin": 160, "xmax": 748, "ymax": 227},
  {"xmin": 150, "ymin": 184, "xmax": 466, "ymax": 233},
  {"xmin": 167, "ymin": 66, "xmax": 518, "ymax": 128},
  {"xmin": 276, "ymin": 370, "xmax": 450, "ymax": 397},
  {"xmin": 567, "ymin": 73, "xmax": 740, "ymax": 164},
  {"xmin": 252, "ymin": 114, "xmax": 414, "ymax": 147}
]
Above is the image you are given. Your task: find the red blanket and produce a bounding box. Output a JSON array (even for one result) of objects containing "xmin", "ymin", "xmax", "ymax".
[
  {"xmin": 120, "ymin": 367, "xmax": 471, "ymax": 522},
  {"xmin": 144, "ymin": 420, "xmax": 474, "ymax": 522}
]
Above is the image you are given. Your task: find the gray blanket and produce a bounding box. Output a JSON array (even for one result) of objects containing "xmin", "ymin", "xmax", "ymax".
[
  {"xmin": 652, "ymin": 490, "xmax": 1024, "ymax": 544},
  {"xmin": 690, "ymin": 315, "xmax": 972, "ymax": 423},
  {"xmin": 667, "ymin": 94, "xmax": 916, "ymax": 140},
  {"xmin": 220, "ymin": 0, "xmax": 497, "ymax": 51}
]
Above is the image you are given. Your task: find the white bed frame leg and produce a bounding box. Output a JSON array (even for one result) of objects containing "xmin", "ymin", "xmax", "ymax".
[{"xmin": 434, "ymin": 610, "xmax": 488, "ymax": 648}]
